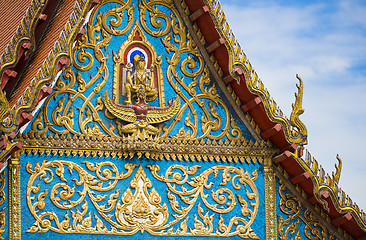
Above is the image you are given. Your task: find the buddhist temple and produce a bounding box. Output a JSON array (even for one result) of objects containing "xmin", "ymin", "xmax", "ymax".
[{"xmin": 0, "ymin": 0, "xmax": 365, "ymax": 239}]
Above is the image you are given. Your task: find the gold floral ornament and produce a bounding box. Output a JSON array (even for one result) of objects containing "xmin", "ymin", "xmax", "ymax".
[
  {"xmin": 25, "ymin": 161, "xmax": 260, "ymax": 238},
  {"xmin": 26, "ymin": 161, "xmax": 137, "ymax": 234},
  {"xmin": 115, "ymin": 166, "xmax": 169, "ymax": 232},
  {"xmin": 147, "ymin": 164, "xmax": 260, "ymax": 238}
]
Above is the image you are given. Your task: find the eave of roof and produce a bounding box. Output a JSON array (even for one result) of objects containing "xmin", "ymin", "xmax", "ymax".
[{"xmin": 0, "ymin": 0, "xmax": 93, "ymax": 167}]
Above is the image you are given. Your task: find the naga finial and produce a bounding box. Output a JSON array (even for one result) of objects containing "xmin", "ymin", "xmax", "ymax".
[
  {"xmin": 332, "ymin": 154, "xmax": 342, "ymax": 184},
  {"xmin": 0, "ymin": 90, "xmax": 10, "ymax": 121},
  {"xmin": 289, "ymin": 74, "xmax": 308, "ymax": 145}
]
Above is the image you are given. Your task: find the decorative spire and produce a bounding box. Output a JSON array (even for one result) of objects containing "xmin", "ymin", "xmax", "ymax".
[
  {"xmin": 332, "ymin": 154, "xmax": 342, "ymax": 184},
  {"xmin": 289, "ymin": 74, "xmax": 308, "ymax": 145},
  {"xmin": 0, "ymin": 90, "xmax": 10, "ymax": 123}
]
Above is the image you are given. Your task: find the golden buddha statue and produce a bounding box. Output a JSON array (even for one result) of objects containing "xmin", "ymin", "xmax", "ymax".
[{"xmin": 124, "ymin": 54, "xmax": 158, "ymax": 104}]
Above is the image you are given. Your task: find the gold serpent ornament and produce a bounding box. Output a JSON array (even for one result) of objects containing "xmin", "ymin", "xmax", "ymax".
[{"xmin": 25, "ymin": 161, "xmax": 260, "ymax": 238}]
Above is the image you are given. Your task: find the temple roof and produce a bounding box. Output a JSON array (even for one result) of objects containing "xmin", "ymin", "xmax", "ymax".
[{"xmin": 0, "ymin": 0, "xmax": 365, "ymax": 238}]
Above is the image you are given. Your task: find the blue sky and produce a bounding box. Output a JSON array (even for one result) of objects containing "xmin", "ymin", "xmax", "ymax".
[{"xmin": 221, "ymin": 0, "xmax": 366, "ymax": 209}]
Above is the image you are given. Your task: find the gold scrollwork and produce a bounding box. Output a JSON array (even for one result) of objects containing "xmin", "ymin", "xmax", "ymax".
[
  {"xmin": 26, "ymin": 161, "xmax": 259, "ymax": 238},
  {"xmin": 278, "ymin": 180, "xmax": 335, "ymax": 240},
  {"xmin": 139, "ymin": 0, "xmax": 172, "ymax": 37},
  {"xmin": 147, "ymin": 164, "xmax": 259, "ymax": 238},
  {"xmin": 26, "ymin": 161, "xmax": 137, "ymax": 233}
]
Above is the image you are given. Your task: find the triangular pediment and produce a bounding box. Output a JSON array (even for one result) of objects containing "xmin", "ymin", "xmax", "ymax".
[{"xmin": 18, "ymin": 0, "xmax": 271, "ymax": 162}]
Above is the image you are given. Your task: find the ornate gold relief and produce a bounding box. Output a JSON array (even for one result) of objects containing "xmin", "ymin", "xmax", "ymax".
[
  {"xmin": 116, "ymin": 166, "xmax": 169, "ymax": 232},
  {"xmin": 26, "ymin": 161, "xmax": 137, "ymax": 234},
  {"xmin": 104, "ymin": 22, "xmax": 183, "ymax": 139},
  {"xmin": 26, "ymin": 161, "xmax": 260, "ymax": 238},
  {"xmin": 278, "ymin": 180, "xmax": 336, "ymax": 240},
  {"xmin": 104, "ymin": 91, "xmax": 180, "ymax": 139},
  {"xmin": 147, "ymin": 164, "xmax": 260, "ymax": 238},
  {"xmin": 112, "ymin": 23, "xmax": 164, "ymax": 105}
]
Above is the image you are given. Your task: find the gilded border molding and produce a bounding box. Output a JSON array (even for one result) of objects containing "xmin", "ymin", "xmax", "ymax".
[
  {"xmin": 0, "ymin": 0, "xmax": 48, "ymax": 134},
  {"xmin": 18, "ymin": 132, "xmax": 276, "ymax": 164},
  {"xmin": 201, "ymin": 0, "xmax": 307, "ymax": 145},
  {"xmin": 200, "ymin": 0, "xmax": 366, "ymax": 233},
  {"xmin": 264, "ymin": 158, "xmax": 276, "ymax": 240},
  {"xmin": 0, "ymin": 0, "xmax": 47, "ymax": 83},
  {"xmin": 273, "ymin": 166, "xmax": 352, "ymax": 240},
  {"xmin": 177, "ymin": 0, "xmax": 264, "ymax": 143},
  {"xmin": 8, "ymin": 151, "xmax": 21, "ymax": 240},
  {"xmin": 0, "ymin": 0, "xmax": 48, "ymax": 162},
  {"xmin": 0, "ymin": 171, "xmax": 5, "ymax": 240}
]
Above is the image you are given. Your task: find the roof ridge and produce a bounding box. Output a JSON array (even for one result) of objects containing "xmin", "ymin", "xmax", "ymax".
[{"xmin": 0, "ymin": 0, "xmax": 46, "ymax": 75}]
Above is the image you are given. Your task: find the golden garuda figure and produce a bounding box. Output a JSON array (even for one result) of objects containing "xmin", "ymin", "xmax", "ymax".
[
  {"xmin": 104, "ymin": 53, "xmax": 180, "ymax": 139},
  {"xmin": 104, "ymin": 89, "xmax": 180, "ymax": 139}
]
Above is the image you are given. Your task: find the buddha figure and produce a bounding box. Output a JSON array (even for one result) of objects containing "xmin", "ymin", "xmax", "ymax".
[{"xmin": 124, "ymin": 54, "xmax": 158, "ymax": 104}]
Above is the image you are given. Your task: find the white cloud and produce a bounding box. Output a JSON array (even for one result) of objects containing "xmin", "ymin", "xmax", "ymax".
[{"xmin": 222, "ymin": 0, "xmax": 366, "ymax": 209}]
